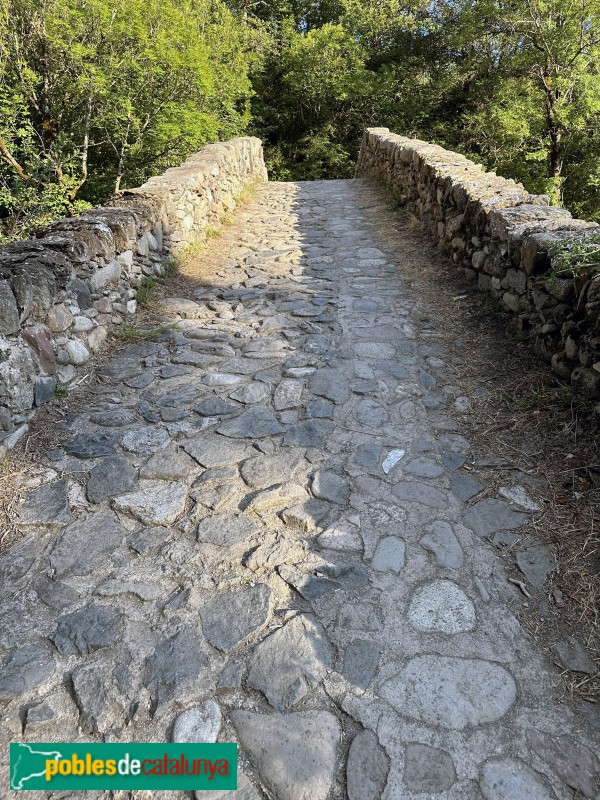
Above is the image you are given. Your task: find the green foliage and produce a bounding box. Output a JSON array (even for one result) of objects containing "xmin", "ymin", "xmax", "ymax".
[
  {"xmin": 550, "ymin": 232, "xmax": 600, "ymax": 276},
  {"xmin": 0, "ymin": 0, "xmax": 260, "ymax": 239}
]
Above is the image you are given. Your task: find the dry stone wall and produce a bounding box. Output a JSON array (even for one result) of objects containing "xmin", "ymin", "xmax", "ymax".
[
  {"xmin": 356, "ymin": 127, "xmax": 600, "ymax": 398},
  {"xmin": 0, "ymin": 137, "xmax": 267, "ymax": 446}
]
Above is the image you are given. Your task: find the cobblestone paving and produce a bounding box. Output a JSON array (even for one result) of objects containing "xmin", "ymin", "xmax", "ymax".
[{"xmin": 2, "ymin": 180, "xmax": 599, "ymax": 799}]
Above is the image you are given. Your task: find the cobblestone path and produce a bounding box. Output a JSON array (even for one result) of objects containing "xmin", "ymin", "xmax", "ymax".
[{"xmin": 2, "ymin": 180, "xmax": 599, "ymax": 799}]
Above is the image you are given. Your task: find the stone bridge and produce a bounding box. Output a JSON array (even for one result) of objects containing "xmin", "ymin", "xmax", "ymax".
[{"xmin": 0, "ymin": 134, "xmax": 599, "ymax": 799}]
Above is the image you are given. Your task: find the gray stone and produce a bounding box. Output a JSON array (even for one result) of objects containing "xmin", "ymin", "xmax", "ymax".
[
  {"xmin": 283, "ymin": 420, "xmax": 333, "ymax": 447},
  {"xmin": 144, "ymin": 627, "xmax": 209, "ymax": 711},
  {"xmin": 122, "ymin": 426, "xmax": 170, "ymax": 454},
  {"xmin": 183, "ymin": 434, "xmax": 253, "ymax": 467},
  {"xmin": 65, "ymin": 339, "xmax": 90, "ymax": 365},
  {"xmin": 441, "ymin": 450, "xmax": 466, "ymax": 470},
  {"xmin": 381, "ymin": 655, "xmax": 517, "ymax": 729},
  {"xmin": 0, "ymin": 279, "xmax": 20, "ymax": 334},
  {"xmin": 71, "ymin": 663, "xmax": 107, "ymax": 733},
  {"xmin": 403, "ymin": 744, "xmax": 456, "ymax": 793},
  {"xmin": 480, "ymin": 758, "xmax": 556, "ymax": 800},
  {"xmin": 311, "ymin": 470, "xmax": 350, "ymax": 504},
  {"xmin": 66, "ymin": 431, "xmax": 118, "ymax": 458},
  {"xmin": 229, "ymin": 382, "xmax": 271, "ymax": 404},
  {"xmin": 405, "ymin": 455, "xmax": 445, "ymax": 478},
  {"xmin": 347, "ymin": 730, "xmax": 390, "ymax": 800},
  {"xmin": 0, "ymin": 642, "xmax": 56, "ymax": 700},
  {"xmin": 155, "ymin": 385, "xmax": 202, "ymax": 407},
  {"xmin": 464, "ymin": 499, "xmax": 527, "ymax": 536},
  {"xmin": 19, "ymin": 479, "xmax": 71, "ymax": 527},
  {"xmin": 342, "ymin": 639, "xmax": 380, "ymax": 689},
  {"xmin": 308, "ymin": 368, "xmax": 351, "ymax": 404},
  {"xmin": 52, "ymin": 603, "xmax": 123, "ymax": 655},
  {"xmin": 551, "ymin": 637, "xmax": 597, "ymax": 675},
  {"xmin": 407, "ymin": 580, "xmax": 476, "ymax": 633},
  {"xmin": 87, "ymin": 456, "xmax": 137, "ymax": 502},
  {"xmin": 240, "ymin": 450, "xmax": 308, "ymax": 490},
  {"xmin": 244, "ymin": 482, "xmax": 308, "ymax": 513},
  {"xmin": 451, "ymin": 473, "xmax": 484, "ymax": 501},
  {"xmin": 371, "ymin": 536, "xmax": 405, "ymax": 572},
  {"xmin": 304, "ymin": 399, "xmax": 334, "ymax": 418},
  {"xmin": 33, "ymin": 576, "xmax": 80, "ymax": 610},
  {"xmin": 127, "ymin": 526, "xmax": 167, "ymax": 554},
  {"xmin": 139, "ymin": 445, "xmax": 198, "ymax": 481},
  {"xmin": 381, "ymin": 449, "xmax": 405, "ymax": 474},
  {"xmin": 280, "ymin": 499, "xmax": 331, "ymax": 532},
  {"xmin": 392, "ymin": 481, "xmax": 449, "ymax": 509},
  {"xmin": 197, "ymin": 514, "xmax": 258, "ymax": 547},
  {"xmin": 34, "ymin": 376, "xmax": 56, "ymax": 406},
  {"xmin": 526, "ymin": 729, "xmax": 600, "ymax": 798},
  {"xmin": 218, "ymin": 406, "xmax": 284, "ymax": 438},
  {"xmin": 516, "ymin": 542, "xmax": 556, "ymax": 588},
  {"xmin": 419, "ymin": 521, "xmax": 463, "ymax": 568},
  {"xmin": 499, "ymin": 485, "xmax": 540, "ymax": 511},
  {"xmin": 318, "ymin": 521, "xmax": 362, "ymax": 553},
  {"xmin": 46, "ymin": 303, "xmax": 73, "ymax": 332},
  {"xmin": 274, "ymin": 379, "xmax": 303, "ymax": 410},
  {"xmin": 172, "ymin": 701, "xmax": 222, "ymax": 743},
  {"xmin": 112, "ymin": 480, "xmax": 188, "ymax": 526},
  {"xmin": 50, "ymin": 512, "xmax": 125, "ymax": 577},
  {"xmin": 337, "ymin": 602, "xmax": 384, "ymax": 632},
  {"xmin": 194, "ymin": 397, "xmax": 239, "ymax": 416},
  {"xmin": 201, "ymin": 584, "xmax": 271, "ymax": 652},
  {"xmin": 217, "ymin": 655, "xmax": 245, "ymax": 689},
  {"xmin": 354, "ymin": 398, "xmax": 388, "ymax": 426},
  {"xmin": 230, "ymin": 710, "xmax": 340, "ymax": 800},
  {"xmin": 90, "ymin": 409, "xmax": 137, "ymax": 427},
  {"xmin": 247, "ymin": 614, "xmax": 332, "ymax": 710}
]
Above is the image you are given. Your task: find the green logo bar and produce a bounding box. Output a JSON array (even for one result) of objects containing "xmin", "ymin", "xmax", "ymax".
[{"xmin": 10, "ymin": 742, "xmax": 237, "ymax": 791}]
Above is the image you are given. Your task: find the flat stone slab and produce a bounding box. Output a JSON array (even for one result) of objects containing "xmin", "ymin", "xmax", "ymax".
[
  {"xmin": 230, "ymin": 710, "xmax": 340, "ymax": 800},
  {"xmin": 49, "ymin": 512, "xmax": 125, "ymax": 577},
  {"xmin": 19, "ymin": 479, "xmax": 71, "ymax": 527},
  {"xmin": 318, "ymin": 522, "xmax": 362, "ymax": 553},
  {"xmin": 112, "ymin": 480, "xmax": 188, "ymax": 525},
  {"xmin": 0, "ymin": 642, "xmax": 56, "ymax": 701},
  {"xmin": 217, "ymin": 406, "xmax": 285, "ymax": 438},
  {"xmin": 464, "ymin": 499, "xmax": 527, "ymax": 537},
  {"xmin": 526, "ymin": 729, "xmax": 600, "ymax": 798},
  {"xmin": 52, "ymin": 603, "xmax": 123, "ymax": 655},
  {"xmin": 551, "ymin": 637, "xmax": 597, "ymax": 675},
  {"xmin": 419, "ymin": 521, "xmax": 463, "ymax": 568},
  {"xmin": 240, "ymin": 450, "xmax": 308, "ymax": 489},
  {"xmin": 311, "ymin": 470, "xmax": 350, "ymax": 505},
  {"xmin": 515, "ymin": 542, "xmax": 555, "ymax": 588},
  {"xmin": 87, "ymin": 456, "xmax": 137, "ymax": 502},
  {"xmin": 140, "ymin": 445, "xmax": 198, "ymax": 481},
  {"xmin": 122, "ymin": 426, "xmax": 170, "ymax": 454},
  {"xmin": 201, "ymin": 584, "xmax": 271, "ymax": 652},
  {"xmin": 381, "ymin": 655, "xmax": 517, "ymax": 729},
  {"xmin": 450, "ymin": 473, "xmax": 484, "ymax": 502},
  {"xmin": 371, "ymin": 536, "xmax": 405, "ymax": 572},
  {"xmin": 247, "ymin": 614, "xmax": 332, "ymax": 710},
  {"xmin": 65, "ymin": 432, "xmax": 118, "ymax": 458},
  {"xmin": 347, "ymin": 729, "xmax": 390, "ymax": 800},
  {"xmin": 392, "ymin": 481, "xmax": 449, "ymax": 509},
  {"xmin": 144, "ymin": 628, "xmax": 210, "ymax": 710},
  {"xmin": 342, "ymin": 639, "xmax": 381, "ymax": 689},
  {"xmin": 407, "ymin": 580, "xmax": 476, "ymax": 633},
  {"xmin": 183, "ymin": 435, "xmax": 254, "ymax": 467},
  {"xmin": 404, "ymin": 743, "xmax": 456, "ymax": 793},
  {"xmin": 172, "ymin": 701, "xmax": 222, "ymax": 743},
  {"xmin": 197, "ymin": 513, "xmax": 258, "ymax": 547},
  {"xmin": 308, "ymin": 368, "xmax": 351, "ymax": 404},
  {"xmin": 480, "ymin": 758, "xmax": 556, "ymax": 800}
]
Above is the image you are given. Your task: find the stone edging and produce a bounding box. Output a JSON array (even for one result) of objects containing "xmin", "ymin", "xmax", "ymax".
[
  {"xmin": 0, "ymin": 137, "xmax": 268, "ymax": 447},
  {"xmin": 356, "ymin": 127, "xmax": 600, "ymax": 399}
]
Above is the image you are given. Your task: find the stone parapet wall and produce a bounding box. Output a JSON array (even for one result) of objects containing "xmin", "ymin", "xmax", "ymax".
[
  {"xmin": 356, "ymin": 127, "xmax": 600, "ymax": 398},
  {"xmin": 0, "ymin": 137, "xmax": 267, "ymax": 444}
]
